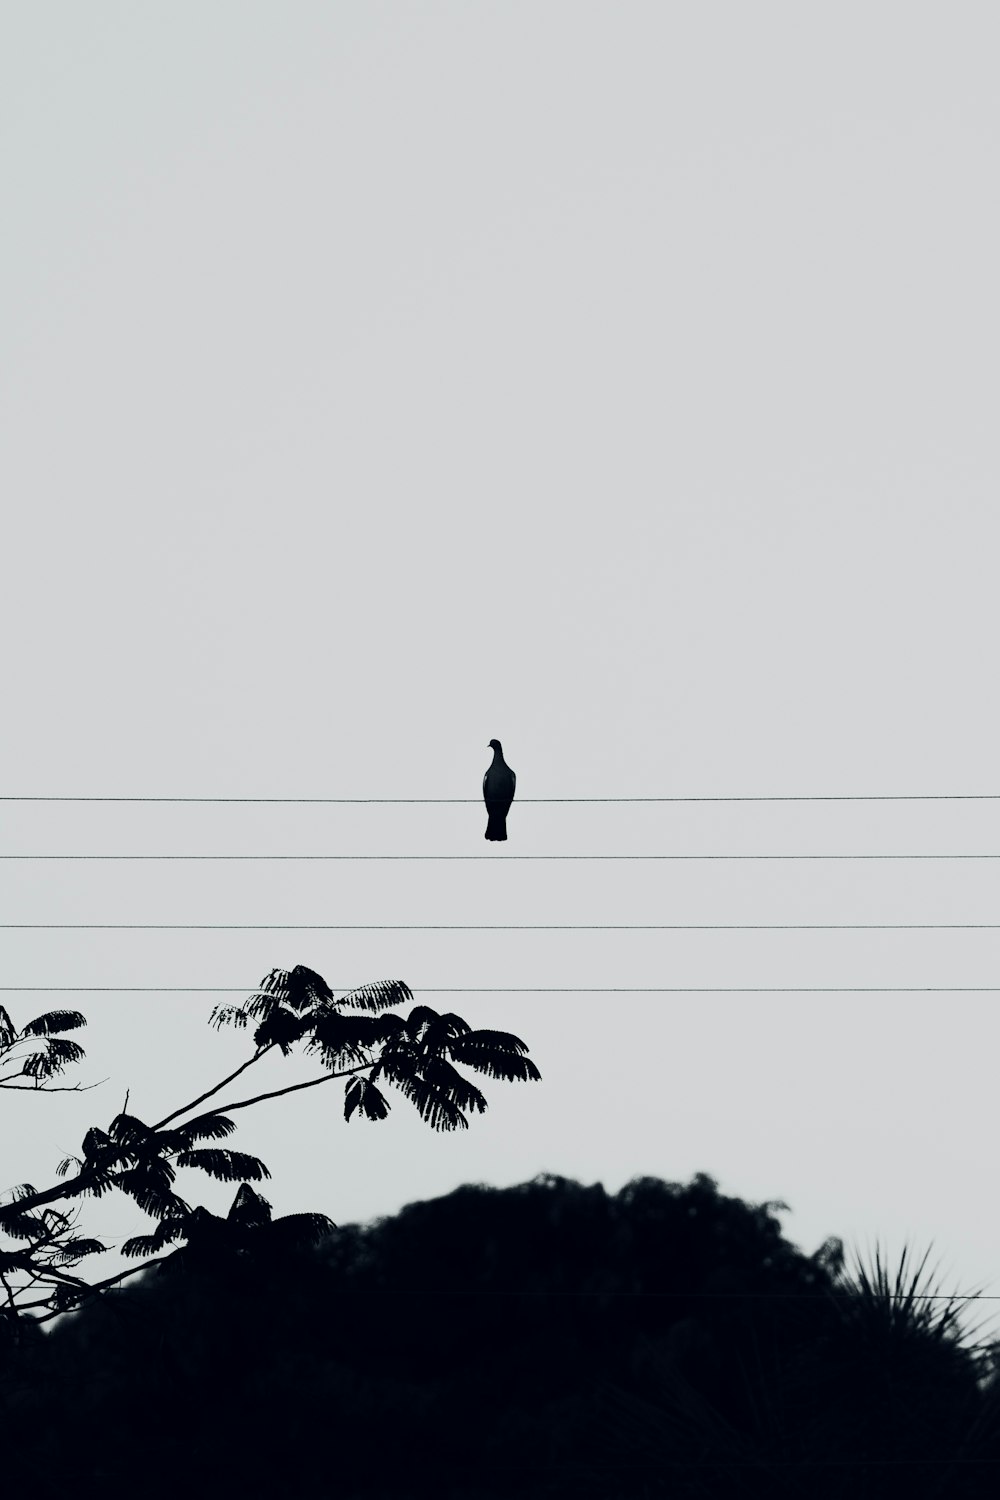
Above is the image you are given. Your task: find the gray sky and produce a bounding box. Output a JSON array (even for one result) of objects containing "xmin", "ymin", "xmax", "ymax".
[{"xmin": 3, "ymin": 2, "xmax": 1000, "ymax": 1327}]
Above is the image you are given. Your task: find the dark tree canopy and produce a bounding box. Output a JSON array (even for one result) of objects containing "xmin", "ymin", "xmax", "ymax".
[{"xmin": 3, "ymin": 1171, "xmax": 997, "ymax": 1500}]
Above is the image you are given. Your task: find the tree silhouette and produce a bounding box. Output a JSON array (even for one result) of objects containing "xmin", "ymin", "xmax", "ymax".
[
  {"xmin": 6, "ymin": 1171, "xmax": 1000, "ymax": 1499},
  {"xmin": 0, "ymin": 965, "xmax": 540, "ymax": 1323}
]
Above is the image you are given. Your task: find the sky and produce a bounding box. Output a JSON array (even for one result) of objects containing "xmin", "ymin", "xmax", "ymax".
[{"xmin": 3, "ymin": 2, "xmax": 1000, "ymax": 1332}]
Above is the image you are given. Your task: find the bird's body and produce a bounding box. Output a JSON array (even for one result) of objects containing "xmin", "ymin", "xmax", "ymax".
[{"xmin": 483, "ymin": 739, "xmax": 516, "ymax": 841}]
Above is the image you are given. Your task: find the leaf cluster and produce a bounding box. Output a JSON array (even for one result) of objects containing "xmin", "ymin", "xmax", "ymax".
[
  {"xmin": 212, "ymin": 967, "xmax": 541, "ymax": 1132},
  {"xmin": 0, "ymin": 1005, "xmax": 87, "ymax": 1086},
  {"xmin": 0, "ymin": 963, "xmax": 539, "ymax": 1325}
]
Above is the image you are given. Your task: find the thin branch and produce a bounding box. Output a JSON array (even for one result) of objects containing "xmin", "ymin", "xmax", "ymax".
[
  {"xmin": 151, "ymin": 1044, "xmax": 276, "ymax": 1130},
  {"xmin": 0, "ymin": 1078, "xmax": 108, "ymax": 1094},
  {"xmin": 0, "ymin": 1267, "xmax": 16, "ymax": 1317},
  {"xmin": 31, "ymin": 1258, "xmax": 163, "ymax": 1325},
  {"xmin": 213, "ymin": 1056, "xmax": 374, "ymax": 1116},
  {"xmin": 0, "ymin": 1168, "xmax": 100, "ymax": 1224}
]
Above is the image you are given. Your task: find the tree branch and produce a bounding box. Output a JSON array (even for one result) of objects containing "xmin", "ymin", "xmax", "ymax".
[
  {"xmin": 213, "ymin": 1056, "xmax": 375, "ymax": 1116},
  {"xmin": 30, "ymin": 1257, "xmax": 163, "ymax": 1326},
  {"xmin": 0, "ymin": 1078, "xmax": 108, "ymax": 1094},
  {"xmin": 151, "ymin": 1044, "xmax": 276, "ymax": 1131}
]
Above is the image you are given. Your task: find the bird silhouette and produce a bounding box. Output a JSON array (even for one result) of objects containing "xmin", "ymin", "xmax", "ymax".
[{"xmin": 483, "ymin": 739, "xmax": 516, "ymax": 841}]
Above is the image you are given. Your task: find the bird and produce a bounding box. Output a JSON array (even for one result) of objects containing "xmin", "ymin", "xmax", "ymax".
[{"xmin": 483, "ymin": 739, "xmax": 516, "ymax": 841}]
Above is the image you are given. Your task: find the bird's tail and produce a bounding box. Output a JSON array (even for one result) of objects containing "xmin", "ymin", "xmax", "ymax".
[{"xmin": 485, "ymin": 813, "xmax": 507, "ymax": 841}]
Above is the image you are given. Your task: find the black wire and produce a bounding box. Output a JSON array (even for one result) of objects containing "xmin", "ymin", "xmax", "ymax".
[
  {"xmin": 5, "ymin": 793, "xmax": 1000, "ymax": 803},
  {"xmin": 3, "ymin": 985, "xmax": 1000, "ymax": 993},
  {"xmin": 4, "ymin": 923, "xmax": 1000, "ymax": 931},
  {"xmin": 6, "ymin": 852, "xmax": 1000, "ymax": 861}
]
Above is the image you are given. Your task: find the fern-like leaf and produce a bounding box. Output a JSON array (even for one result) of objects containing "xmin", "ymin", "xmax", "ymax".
[
  {"xmin": 51, "ymin": 1236, "xmax": 106, "ymax": 1263},
  {"xmin": 0, "ymin": 1007, "xmax": 15, "ymax": 1047},
  {"xmin": 50, "ymin": 1284, "xmax": 85, "ymax": 1314},
  {"xmin": 344, "ymin": 1076, "xmax": 391, "ymax": 1123},
  {"xmin": 0, "ymin": 1212, "xmax": 48, "ymax": 1241},
  {"xmin": 171, "ymin": 1113, "xmax": 236, "ymax": 1144},
  {"xmin": 282, "ymin": 965, "xmax": 334, "ymax": 1011},
  {"xmin": 121, "ymin": 1217, "xmax": 188, "ymax": 1259},
  {"xmin": 175, "ymin": 1149, "xmax": 270, "ymax": 1182},
  {"xmin": 114, "ymin": 1160, "xmax": 182, "ymax": 1219},
  {"xmin": 109, "ymin": 1113, "xmax": 153, "ymax": 1145},
  {"xmin": 404, "ymin": 1004, "xmax": 442, "ymax": 1039},
  {"xmin": 226, "ymin": 1183, "xmax": 273, "ymax": 1228},
  {"xmin": 82, "ymin": 1126, "xmax": 112, "ymax": 1157},
  {"xmin": 4, "ymin": 1184, "xmax": 39, "ymax": 1203},
  {"xmin": 209, "ymin": 1003, "xmax": 251, "ymax": 1031},
  {"xmin": 448, "ymin": 1029, "xmax": 542, "ymax": 1082},
  {"xmin": 20, "ymin": 1010, "xmax": 87, "ymax": 1037},
  {"xmin": 423, "ymin": 1055, "xmax": 488, "ymax": 1115},
  {"xmin": 306, "ymin": 1011, "xmax": 384, "ymax": 1071},
  {"xmin": 423, "ymin": 1012, "xmax": 473, "ymax": 1048},
  {"xmin": 339, "ymin": 980, "xmax": 414, "ymax": 1014},
  {"xmin": 377, "ymin": 1061, "xmax": 469, "ymax": 1132},
  {"xmin": 266, "ymin": 1211, "xmax": 337, "ymax": 1252},
  {"xmin": 21, "ymin": 1038, "xmax": 86, "ymax": 1079},
  {"xmin": 253, "ymin": 1006, "xmax": 308, "ymax": 1055}
]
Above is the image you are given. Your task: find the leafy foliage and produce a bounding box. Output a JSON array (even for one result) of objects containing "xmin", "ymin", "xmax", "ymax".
[
  {"xmin": 20, "ymin": 1038, "xmax": 86, "ymax": 1079},
  {"xmin": 168, "ymin": 1113, "xmax": 236, "ymax": 1144},
  {"xmin": 173, "ymin": 1150, "xmax": 270, "ymax": 1183},
  {"xmin": 125, "ymin": 1182, "xmax": 337, "ymax": 1273},
  {"xmin": 0, "ymin": 1004, "xmax": 88, "ymax": 1087},
  {"xmin": 344, "ymin": 1075, "xmax": 390, "ymax": 1123},
  {"xmin": 0, "ymin": 963, "xmax": 538, "ymax": 1325},
  {"xmin": 450, "ymin": 1029, "xmax": 542, "ymax": 1082},
  {"xmin": 15, "ymin": 1174, "xmax": 1000, "ymax": 1500},
  {"xmin": 19, "ymin": 1011, "xmax": 87, "ymax": 1038}
]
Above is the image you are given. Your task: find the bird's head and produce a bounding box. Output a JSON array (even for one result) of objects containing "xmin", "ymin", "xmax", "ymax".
[{"xmin": 488, "ymin": 738, "xmax": 502, "ymax": 752}]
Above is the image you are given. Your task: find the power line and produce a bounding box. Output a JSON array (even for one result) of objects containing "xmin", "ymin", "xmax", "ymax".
[
  {"xmin": 6, "ymin": 852, "xmax": 1000, "ymax": 861},
  {"xmin": 5, "ymin": 793, "xmax": 1000, "ymax": 803},
  {"xmin": 4, "ymin": 923, "xmax": 1000, "ymax": 931},
  {"xmin": 3, "ymin": 985, "xmax": 1000, "ymax": 994}
]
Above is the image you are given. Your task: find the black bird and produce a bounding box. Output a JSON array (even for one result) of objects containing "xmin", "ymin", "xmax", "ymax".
[{"xmin": 483, "ymin": 739, "xmax": 516, "ymax": 841}]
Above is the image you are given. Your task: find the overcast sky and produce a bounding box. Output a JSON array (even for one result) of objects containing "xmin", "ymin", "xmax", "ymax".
[{"xmin": 3, "ymin": 2, "xmax": 1000, "ymax": 1330}]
